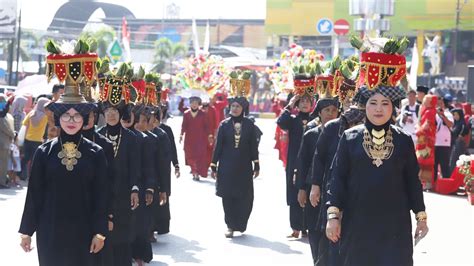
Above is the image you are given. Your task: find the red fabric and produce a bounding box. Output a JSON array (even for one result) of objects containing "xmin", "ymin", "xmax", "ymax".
[
  {"xmin": 462, "ymin": 103, "xmax": 472, "ymax": 146},
  {"xmin": 434, "ymin": 166, "xmax": 466, "ymax": 195},
  {"xmin": 274, "ymin": 126, "xmax": 288, "ymax": 168},
  {"xmin": 415, "ymin": 95, "xmax": 438, "ymax": 183},
  {"xmin": 272, "ymin": 101, "xmax": 282, "ymax": 117},
  {"xmin": 204, "ymin": 106, "xmax": 217, "ymax": 168},
  {"xmin": 213, "ymin": 96, "xmax": 228, "ymax": 126},
  {"xmin": 178, "ymin": 98, "xmax": 188, "ymax": 114},
  {"xmin": 181, "ymin": 110, "xmax": 210, "ymax": 177},
  {"xmin": 358, "ymin": 52, "xmax": 406, "ymax": 89}
]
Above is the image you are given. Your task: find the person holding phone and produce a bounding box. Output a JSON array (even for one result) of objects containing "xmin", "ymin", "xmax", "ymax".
[{"xmin": 399, "ymin": 90, "xmax": 420, "ymax": 143}]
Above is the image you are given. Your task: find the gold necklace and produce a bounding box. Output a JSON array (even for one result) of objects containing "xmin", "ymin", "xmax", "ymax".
[
  {"xmin": 233, "ymin": 121, "xmax": 242, "ymax": 148},
  {"xmin": 58, "ymin": 136, "xmax": 82, "ymax": 171},
  {"xmin": 106, "ymin": 129, "xmax": 122, "ymax": 158},
  {"xmin": 362, "ymin": 128, "xmax": 394, "ymax": 167}
]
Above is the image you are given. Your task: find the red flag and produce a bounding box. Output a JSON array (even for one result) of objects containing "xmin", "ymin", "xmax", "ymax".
[{"xmin": 122, "ymin": 17, "xmax": 131, "ymax": 61}]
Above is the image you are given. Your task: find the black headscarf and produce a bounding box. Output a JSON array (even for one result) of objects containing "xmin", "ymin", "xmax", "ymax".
[
  {"xmin": 311, "ymin": 98, "xmax": 338, "ymax": 118},
  {"xmin": 228, "ymin": 96, "xmax": 249, "ymax": 117},
  {"xmin": 48, "ymin": 102, "xmax": 95, "ymax": 127},
  {"xmin": 451, "ymin": 108, "xmax": 467, "ymax": 139}
]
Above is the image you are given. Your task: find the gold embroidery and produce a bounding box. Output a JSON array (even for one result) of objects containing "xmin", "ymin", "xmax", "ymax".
[
  {"xmin": 362, "ymin": 128, "xmax": 394, "ymax": 167},
  {"xmin": 58, "ymin": 137, "xmax": 82, "ymax": 171}
]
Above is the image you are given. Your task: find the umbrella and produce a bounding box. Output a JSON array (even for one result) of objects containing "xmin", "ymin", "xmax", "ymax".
[{"xmin": 15, "ymin": 75, "xmax": 59, "ymax": 97}]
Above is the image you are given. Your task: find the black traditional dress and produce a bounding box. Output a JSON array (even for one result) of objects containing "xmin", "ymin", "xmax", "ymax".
[
  {"xmin": 19, "ymin": 132, "xmax": 108, "ymax": 266},
  {"xmin": 83, "ymin": 128, "xmax": 115, "ymax": 218},
  {"xmin": 98, "ymin": 124, "xmax": 140, "ymax": 266},
  {"xmin": 130, "ymin": 128, "xmax": 155, "ymax": 263},
  {"xmin": 160, "ymin": 123, "xmax": 179, "ymax": 168},
  {"xmin": 212, "ymin": 116, "xmax": 259, "ymax": 232},
  {"xmin": 151, "ymin": 126, "xmax": 172, "ymax": 234},
  {"xmin": 277, "ymin": 108, "xmax": 310, "ymax": 231},
  {"xmin": 328, "ymin": 123, "xmax": 425, "ymax": 266},
  {"xmin": 311, "ymin": 108, "xmax": 365, "ymax": 266},
  {"xmin": 296, "ymin": 125, "xmax": 323, "ymax": 262}
]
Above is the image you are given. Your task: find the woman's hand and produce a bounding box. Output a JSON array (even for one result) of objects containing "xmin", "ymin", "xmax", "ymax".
[
  {"xmin": 253, "ymin": 171, "xmax": 260, "ymax": 179},
  {"xmin": 20, "ymin": 235, "xmax": 32, "ymax": 252},
  {"xmin": 309, "ymin": 185, "xmax": 321, "ymax": 207},
  {"xmin": 288, "ymin": 95, "xmax": 300, "ymax": 109},
  {"xmin": 175, "ymin": 167, "xmax": 181, "ymax": 178},
  {"xmin": 415, "ymin": 220, "xmax": 429, "ymax": 241},
  {"xmin": 131, "ymin": 192, "xmax": 139, "ymax": 210},
  {"xmin": 326, "ymin": 219, "xmax": 341, "ymax": 243},
  {"xmin": 159, "ymin": 192, "xmax": 168, "ymax": 206},
  {"xmin": 211, "ymin": 171, "xmax": 217, "ymax": 179},
  {"xmin": 297, "ymin": 189, "xmax": 307, "ymax": 208},
  {"xmin": 145, "ymin": 192, "xmax": 154, "ymax": 206},
  {"xmin": 89, "ymin": 236, "xmax": 104, "ymax": 253}
]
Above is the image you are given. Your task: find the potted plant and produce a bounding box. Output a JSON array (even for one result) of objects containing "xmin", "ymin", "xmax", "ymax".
[{"xmin": 456, "ymin": 155, "xmax": 474, "ymax": 205}]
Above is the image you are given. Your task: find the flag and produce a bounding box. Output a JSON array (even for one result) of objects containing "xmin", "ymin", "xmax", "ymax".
[
  {"xmin": 122, "ymin": 17, "xmax": 132, "ymax": 61},
  {"xmin": 203, "ymin": 21, "xmax": 210, "ymax": 53},
  {"xmin": 191, "ymin": 18, "xmax": 200, "ymax": 57},
  {"xmin": 409, "ymin": 42, "xmax": 418, "ymax": 89}
]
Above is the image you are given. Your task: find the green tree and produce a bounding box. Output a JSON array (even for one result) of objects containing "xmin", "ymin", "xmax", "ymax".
[
  {"xmin": 80, "ymin": 26, "xmax": 116, "ymax": 57},
  {"xmin": 152, "ymin": 37, "xmax": 187, "ymax": 73}
]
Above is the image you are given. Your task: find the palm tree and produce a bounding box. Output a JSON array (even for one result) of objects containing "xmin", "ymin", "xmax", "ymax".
[
  {"xmin": 80, "ymin": 26, "xmax": 116, "ymax": 58},
  {"xmin": 153, "ymin": 37, "xmax": 187, "ymax": 74}
]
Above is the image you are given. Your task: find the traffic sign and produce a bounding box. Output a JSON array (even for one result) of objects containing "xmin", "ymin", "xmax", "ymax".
[
  {"xmin": 334, "ymin": 19, "xmax": 350, "ymax": 36},
  {"xmin": 317, "ymin": 18, "xmax": 333, "ymax": 35},
  {"xmin": 108, "ymin": 39, "xmax": 123, "ymax": 63}
]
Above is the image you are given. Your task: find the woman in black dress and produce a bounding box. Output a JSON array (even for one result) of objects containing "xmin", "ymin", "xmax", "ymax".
[
  {"xmin": 295, "ymin": 97, "xmax": 339, "ymax": 263},
  {"xmin": 98, "ymin": 72, "xmax": 140, "ymax": 266},
  {"xmin": 277, "ymin": 93, "xmax": 313, "ymax": 238},
  {"xmin": 326, "ymin": 85, "xmax": 429, "ymax": 266},
  {"xmin": 211, "ymin": 96, "xmax": 259, "ymax": 238},
  {"xmin": 19, "ymin": 82, "xmax": 108, "ymax": 266}
]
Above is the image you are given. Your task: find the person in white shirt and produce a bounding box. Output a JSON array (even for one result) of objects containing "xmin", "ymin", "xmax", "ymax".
[
  {"xmin": 399, "ymin": 90, "xmax": 420, "ymax": 143},
  {"xmin": 434, "ymin": 96, "xmax": 454, "ymax": 181}
]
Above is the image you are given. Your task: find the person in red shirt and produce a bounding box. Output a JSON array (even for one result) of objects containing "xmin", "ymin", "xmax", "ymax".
[
  {"xmin": 212, "ymin": 91, "xmax": 228, "ymax": 127},
  {"xmin": 201, "ymin": 100, "xmax": 217, "ymax": 173},
  {"xmin": 180, "ymin": 96, "xmax": 212, "ymax": 180}
]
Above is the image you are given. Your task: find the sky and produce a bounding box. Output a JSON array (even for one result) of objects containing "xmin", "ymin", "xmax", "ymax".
[{"xmin": 17, "ymin": 0, "xmax": 267, "ymax": 30}]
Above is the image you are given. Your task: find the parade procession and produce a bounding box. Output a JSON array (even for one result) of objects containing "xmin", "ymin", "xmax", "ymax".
[{"xmin": 0, "ymin": 0, "xmax": 473, "ymax": 265}]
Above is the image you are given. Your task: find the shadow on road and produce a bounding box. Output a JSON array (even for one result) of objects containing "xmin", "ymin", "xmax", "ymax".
[
  {"xmin": 152, "ymin": 234, "xmax": 205, "ymax": 264},
  {"xmin": 230, "ymin": 234, "xmax": 303, "ymax": 255},
  {"xmin": 0, "ymin": 185, "xmax": 24, "ymax": 200}
]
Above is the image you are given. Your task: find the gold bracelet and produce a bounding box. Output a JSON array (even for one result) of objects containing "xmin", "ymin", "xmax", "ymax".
[
  {"xmin": 416, "ymin": 211, "xmax": 427, "ymax": 222},
  {"xmin": 210, "ymin": 163, "xmax": 217, "ymax": 167},
  {"xmin": 327, "ymin": 213, "xmax": 339, "ymax": 220},
  {"xmin": 20, "ymin": 234, "xmax": 31, "ymax": 239},
  {"xmin": 253, "ymin": 160, "xmax": 260, "ymax": 163},
  {"xmin": 327, "ymin": 206, "xmax": 340, "ymax": 215},
  {"xmin": 95, "ymin": 234, "xmax": 106, "ymax": 241}
]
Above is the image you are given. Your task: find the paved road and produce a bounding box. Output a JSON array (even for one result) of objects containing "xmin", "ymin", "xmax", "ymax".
[{"xmin": 1, "ymin": 117, "xmax": 473, "ymax": 265}]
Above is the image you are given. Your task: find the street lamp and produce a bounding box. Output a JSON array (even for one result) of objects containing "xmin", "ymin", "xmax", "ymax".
[{"xmin": 349, "ymin": 0, "xmax": 394, "ymax": 37}]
